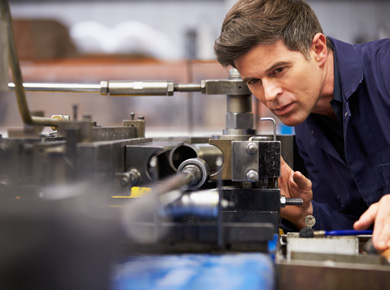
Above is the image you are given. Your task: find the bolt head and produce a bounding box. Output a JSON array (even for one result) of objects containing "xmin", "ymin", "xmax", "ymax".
[
  {"xmin": 246, "ymin": 170, "xmax": 258, "ymax": 182},
  {"xmin": 246, "ymin": 142, "xmax": 258, "ymax": 154},
  {"xmin": 120, "ymin": 176, "xmax": 129, "ymax": 187}
]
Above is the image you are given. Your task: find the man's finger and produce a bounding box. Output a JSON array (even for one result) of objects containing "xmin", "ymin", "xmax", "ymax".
[
  {"xmin": 372, "ymin": 195, "xmax": 390, "ymax": 250},
  {"xmin": 354, "ymin": 203, "xmax": 378, "ymax": 230},
  {"xmin": 292, "ymin": 171, "xmax": 311, "ymax": 190},
  {"xmin": 374, "ymin": 216, "xmax": 390, "ymax": 251}
]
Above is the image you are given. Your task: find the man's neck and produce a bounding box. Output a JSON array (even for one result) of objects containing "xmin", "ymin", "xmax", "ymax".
[{"xmin": 312, "ymin": 49, "xmax": 337, "ymax": 120}]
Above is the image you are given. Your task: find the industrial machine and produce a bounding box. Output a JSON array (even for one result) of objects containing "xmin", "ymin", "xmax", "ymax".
[
  {"xmin": 2, "ymin": 44, "xmax": 299, "ymax": 249},
  {"xmin": 1, "ymin": 1, "xmax": 390, "ymax": 290}
]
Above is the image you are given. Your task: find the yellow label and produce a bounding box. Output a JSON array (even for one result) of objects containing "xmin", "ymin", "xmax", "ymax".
[{"xmin": 111, "ymin": 187, "xmax": 151, "ymax": 199}]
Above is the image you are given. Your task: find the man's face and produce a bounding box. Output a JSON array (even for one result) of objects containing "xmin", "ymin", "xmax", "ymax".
[{"xmin": 234, "ymin": 40, "xmax": 324, "ymax": 126}]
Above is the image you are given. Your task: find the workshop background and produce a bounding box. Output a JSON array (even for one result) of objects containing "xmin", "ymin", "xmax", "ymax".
[{"xmin": 1, "ymin": 0, "xmax": 389, "ymax": 136}]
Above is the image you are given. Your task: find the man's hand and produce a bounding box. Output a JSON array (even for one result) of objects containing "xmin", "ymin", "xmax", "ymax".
[
  {"xmin": 354, "ymin": 194, "xmax": 390, "ymax": 251},
  {"xmin": 279, "ymin": 157, "xmax": 313, "ymax": 229}
]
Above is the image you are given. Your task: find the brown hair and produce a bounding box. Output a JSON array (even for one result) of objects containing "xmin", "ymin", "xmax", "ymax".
[{"xmin": 214, "ymin": 0, "xmax": 326, "ymax": 68}]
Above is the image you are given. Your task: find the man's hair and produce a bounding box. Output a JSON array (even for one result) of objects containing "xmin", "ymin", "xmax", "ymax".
[{"xmin": 214, "ymin": 0, "xmax": 326, "ymax": 68}]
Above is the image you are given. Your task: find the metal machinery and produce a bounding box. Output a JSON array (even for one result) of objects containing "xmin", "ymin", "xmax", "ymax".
[
  {"xmin": 1, "ymin": 1, "xmax": 390, "ymax": 290},
  {"xmin": 3, "ymin": 70, "xmax": 298, "ymax": 244}
]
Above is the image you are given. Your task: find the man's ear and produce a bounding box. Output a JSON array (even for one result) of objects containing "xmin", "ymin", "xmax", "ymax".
[{"xmin": 311, "ymin": 33, "xmax": 328, "ymax": 66}]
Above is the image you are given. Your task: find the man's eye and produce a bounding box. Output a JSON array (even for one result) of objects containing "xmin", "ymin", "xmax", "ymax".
[
  {"xmin": 273, "ymin": 67, "xmax": 285, "ymax": 74},
  {"xmin": 248, "ymin": 79, "xmax": 259, "ymax": 85}
]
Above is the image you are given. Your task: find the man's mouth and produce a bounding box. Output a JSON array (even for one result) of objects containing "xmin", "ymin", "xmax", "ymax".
[{"xmin": 274, "ymin": 103, "xmax": 294, "ymax": 116}]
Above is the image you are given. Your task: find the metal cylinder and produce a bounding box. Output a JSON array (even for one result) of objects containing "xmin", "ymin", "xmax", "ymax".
[
  {"xmin": 101, "ymin": 80, "xmax": 175, "ymax": 96},
  {"xmin": 174, "ymin": 83, "xmax": 202, "ymax": 92},
  {"xmin": 223, "ymin": 68, "xmax": 254, "ymax": 136},
  {"xmin": 169, "ymin": 144, "xmax": 223, "ymax": 174},
  {"xmin": 226, "ymin": 69, "xmax": 252, "ymax": 113},
  {"xmin": 227, "ymin": 95, "xmax": 252, "ymax": 113}
]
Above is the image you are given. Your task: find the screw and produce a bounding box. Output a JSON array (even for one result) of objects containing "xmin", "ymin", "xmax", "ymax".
[
  {"xmin": 246, "ymin": 170, "xmax": 258, "ymax": 182},
  {"xmin": 246, "ymin": 142, "xmax": 258, "ymax": 154}
]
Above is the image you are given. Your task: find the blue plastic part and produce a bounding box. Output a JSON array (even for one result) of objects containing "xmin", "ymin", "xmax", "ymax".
[
  {"xmin": 268, "ymin": 234, "xmax": 278, "ymax": 252},
  {"xmin": 324, "ymin": 230, "xmax": 373, "ymax": 236},
  {"xmin": 267, "ymin": 234, "xmax": 278, "ymax": 261},
  {"xmin": 112, "ymin": 253, "xmax": 275, "ymax": 290},
  {"xmin": 279, "ymin": 124, "xmax": 295, "ymax": 135}
]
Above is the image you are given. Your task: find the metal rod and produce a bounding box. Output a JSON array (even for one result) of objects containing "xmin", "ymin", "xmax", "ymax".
[
  {"xmin": 151, "ymin": 172, "xmax": 194, "ymax": 196},
  {"xmin": 216, "ymin": 156, "xmax": 224, "ymax": 247},
  {"xmin": 8, "ymin": 82, "xmax": 101, "ymax": 93},
  {"xmin": 1, "ymin": 0, "xmax": 62, "ymax": 127},
  {"xmin": 7, "ymin": 82, "xmax": 203, "ymax": 94},
  {"xmin": 261, "ymin": 117, "xmax": 277, "ymax": 141},
  {"xmin": 174, "ymin": 83, "xmax": 202, "ymax": 92},
  {"xmin": 1, "ymin": 0, "xmax": 32, "ymax": 124}
]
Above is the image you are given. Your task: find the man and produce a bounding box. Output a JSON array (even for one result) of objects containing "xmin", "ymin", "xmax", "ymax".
[{"xmin": 214, "ymin": 0, "xmax": 390, "ymax": 251}]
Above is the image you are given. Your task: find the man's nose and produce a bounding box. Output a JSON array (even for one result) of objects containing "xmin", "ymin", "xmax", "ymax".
[{"xmin": 263, "ymin": 79, "xmax": 282, "ymax": 102}]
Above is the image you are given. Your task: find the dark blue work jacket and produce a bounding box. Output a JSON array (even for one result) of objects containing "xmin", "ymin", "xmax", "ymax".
[{"xmin": 294, "ymin": 37, "xmax": 390, "ymax": 230}]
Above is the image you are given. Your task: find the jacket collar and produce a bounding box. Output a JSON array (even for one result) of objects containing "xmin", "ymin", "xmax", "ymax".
[{"xmin": 328, "ymin": 37, "xmax": 363, "ymax": 101}]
